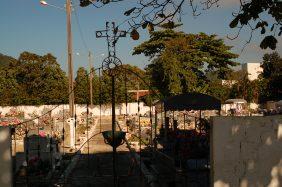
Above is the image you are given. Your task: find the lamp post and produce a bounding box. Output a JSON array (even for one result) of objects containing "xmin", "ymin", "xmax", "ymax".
[{"xmin": 40, "ymin": 0, "xmax": 74, "ymax": 118}]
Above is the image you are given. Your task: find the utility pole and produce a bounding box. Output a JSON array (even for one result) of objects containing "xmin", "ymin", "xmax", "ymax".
[
  {"xmin": 66, "ymin": 0, "xmax": 74, "ymax": 118},
  {"xmin": 89, "ymin": 51, "xmax": 93, "ymax": 107}
]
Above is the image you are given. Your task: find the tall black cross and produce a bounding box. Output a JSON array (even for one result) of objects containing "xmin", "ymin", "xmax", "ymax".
[{"xmin": 96, "ymin": 22, "xmax": 127, "ymax": 187}]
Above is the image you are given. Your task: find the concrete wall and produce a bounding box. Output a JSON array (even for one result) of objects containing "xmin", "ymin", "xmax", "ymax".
[
  {"xmin": 0, "ymin": 127, "xmax": 12, "ymax": 187},
  {"xmin": 0, "ymin": 102, "xmax": 153, "ymax": 119},
  {"xmin": 211, "ymin": 115, "xmax": 282, "ymax": 187}
]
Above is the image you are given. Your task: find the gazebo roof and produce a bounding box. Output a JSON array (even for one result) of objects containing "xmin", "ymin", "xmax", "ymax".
[{"xmin": 155, "ymin": 93, "xmax": 221, "ymax": 111}]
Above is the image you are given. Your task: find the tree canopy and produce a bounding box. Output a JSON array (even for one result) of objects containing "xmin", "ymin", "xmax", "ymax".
[
  {"xmin": 74, "ymin": 67, "xmax": 90, "ymax": 104},
  {"xmin": 0, "ymin": 53, "xmax": 16, "ymax": 68},
  {"xmin": 259, "ymin": 52, "xmax": 282, "ymax": 101},
  {"xmin": 133, "ymin": 28, "xmax": 238, "ymax": 97},
  {"xmin": 0, "ymin": 52, "xmax": 68, "ymax": 105},
  {"xmin": 99, "ymin": 64, "xmax": 150, "ymax": 104},
  {"xmin": 0, "ymin": 52, "xmax": 149, "ymax": 106}
]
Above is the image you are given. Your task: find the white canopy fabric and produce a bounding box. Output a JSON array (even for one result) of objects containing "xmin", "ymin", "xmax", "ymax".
[{"xmin": 225, "ymin": 99, "xmax": 247, "ymax": 104}]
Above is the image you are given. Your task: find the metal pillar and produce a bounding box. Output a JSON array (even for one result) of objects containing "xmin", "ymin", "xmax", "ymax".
[{"xmin": 111, "ymin": 75, "xmax": 117, "ymax": 187}]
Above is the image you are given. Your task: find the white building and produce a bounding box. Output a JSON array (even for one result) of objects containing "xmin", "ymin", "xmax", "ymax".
[{"xmin": 242, "ymin": 62, "xmax": 263, "ymax": 81}]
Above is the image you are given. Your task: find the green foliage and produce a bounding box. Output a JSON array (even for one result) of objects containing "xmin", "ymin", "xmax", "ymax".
[
  {"xmin": 133, "ymin": 29, "xmax": 238, "ymax": 97},
  {"xmin": 73, "ymin": 64, "xmax": 149, "ymax": 105},
  {"xmin": 16, "ymin": 52, "xmax": 68, "ymax": 105},
  {"xmin": 99, "ymin": 64, "xmax": 149, "ymax": 104},
  {"xmin": 227, "ymin": 52, "xmax": 281, "ymax": 103},
  {"xmin": 259, "ymin": 52, "xmax": 282, "ymax": 102},
  {"xmin": 0, "ymin": 52, "xmax": 68, "ymax": 106},
  {"xmin": 206, "ymin": 72, "xmax": 231, "ymax": 102},
  {"xmin": 229, "ymin": 71, "xmax": 260, "ymax": 103},
  {"xmin": 81, "ymin": 0, "xmax": 281, "ymax": 49},
  {"xmin": 0, "ymin": 53, "xmax": 16, "ymax": 68},
  {"xmin": 74, "ymin": 67, "xmax": 90, "ymax": 104},
  {"xmin": 0, "ymin": 51, "xmax": 151, "ymax": 106},
  {"xmin": 229, "ymin": 0, "xmax": 281, "ymax": 50}
]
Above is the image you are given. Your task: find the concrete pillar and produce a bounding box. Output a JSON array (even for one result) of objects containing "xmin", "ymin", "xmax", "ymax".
[
  {"xmin": 0, "ymin": 127, "xmax": 12, "ymax": 187},
  {"xmin": 66, "ymin": 118, "xmax": 76, "ymax": 149}
]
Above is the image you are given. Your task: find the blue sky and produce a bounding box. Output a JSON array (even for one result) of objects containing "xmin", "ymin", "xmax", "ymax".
[{"xmin": 0, "ymin": 0, "xmax": 281, "ymax": 73}]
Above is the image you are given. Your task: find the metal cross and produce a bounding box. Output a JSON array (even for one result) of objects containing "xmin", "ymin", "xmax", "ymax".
[
  {"xmin": 96, "ymin": 22, "xmax": 127, "ymax": 187},
  {"xmin": 96, "ymin": 22, "xmax": 126, "ymax": 57}
]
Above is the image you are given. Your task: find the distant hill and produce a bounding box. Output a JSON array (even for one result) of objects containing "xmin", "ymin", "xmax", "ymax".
[{"xmin": 0, "ymin": 53, "xmax": 16, "ymax": 67}]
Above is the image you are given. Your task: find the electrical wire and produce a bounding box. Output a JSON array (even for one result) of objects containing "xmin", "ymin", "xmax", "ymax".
[{"xmin": 73, "ymin": 5, "xmax": 90, "ymax": 51}]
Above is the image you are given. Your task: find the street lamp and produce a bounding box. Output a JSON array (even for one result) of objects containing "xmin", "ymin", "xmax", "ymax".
[
  {"xmin": 40, "ymin": 1, "xmax": 66, "ymax": 10},
  {"xmin": 40, "ymin": 0, "xmax": 75, "ymax": 118},
  {"xmin": 40, "ymin": 0, "xmax": 75, "ymax": 150}
]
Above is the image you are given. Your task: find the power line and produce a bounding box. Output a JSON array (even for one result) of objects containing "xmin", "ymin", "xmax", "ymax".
[{"xmin": 73, "ymin": 5, "xmax": 90, "ymax": 51}]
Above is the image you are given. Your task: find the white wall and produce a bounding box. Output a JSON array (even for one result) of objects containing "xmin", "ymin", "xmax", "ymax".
[
  {"xmin": 211, "ymin": 115, "xmax": 282, "ymax": 187},
  {"xmin": 0, "ymin": 102, "xmax": 153, "ymax": 118},
  {"xmin": 221, "ymin": 103, "xmax": 259, "ymax": 113}
]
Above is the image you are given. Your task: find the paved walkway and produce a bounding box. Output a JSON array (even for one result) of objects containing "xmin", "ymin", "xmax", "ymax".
[{"xmin": 65, "ymin": 117, "xmax": 147, "ymax": 187}]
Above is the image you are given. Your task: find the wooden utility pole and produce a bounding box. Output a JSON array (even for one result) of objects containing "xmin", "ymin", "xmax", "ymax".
[
  {"xmin": 89, "ymin": 51, "xmax": 93, "ymax": 107},
  {"xmin": 66, "ymin": 0, "xmax": 74, "ymax": 117}
]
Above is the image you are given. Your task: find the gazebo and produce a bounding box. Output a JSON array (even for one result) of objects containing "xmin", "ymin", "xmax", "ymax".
[
  {"xmin": 153, "ymin": 92, "xmax": 221, "ymax": 174},
  {"xmin": 154, "ymin": 92, "xmax": 221, "ymax": 138}
]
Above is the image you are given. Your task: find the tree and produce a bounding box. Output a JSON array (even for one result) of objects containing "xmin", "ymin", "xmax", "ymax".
[
  {"xmin": 13, "ymin": 52, "xmax": 68, "ymax": 105},
  {"xmin": 81, "ymin": 0, "xmax": 281, "ymax": 49},
  {"xmin": 0, "ymin": 53, "xmax": 16, "ymax": 68},
  {"xmin": 206, "ymin": 72, "xmax": 231, "ymax": 102},
  {"xmin": 91, "ymin": 67, "xmax": 101, "ymax": 105},
  {"xmin": 133, "ymin": 27, "xmax": 238, "ymax": 97},
  {"xmin": 228, "ymin": 70, "xmax": 260, "ymax": 103},
  {"xmin": 0, "ymin": 66, "xmax": 23, "ymax": 105},
  {"xmin": 74, "ymin": 67, "xmax": 90, "ymax": 104},
  {"xmin": 99, "ymin": 64, "xmax": 149, "ymax": 104},
  {"xmin": 259, "ymin": 52, "xmax": 282, "ymax": 101},
  {"xmin": 72, "ymin": 64, "xmax": 148, "ymax": 105},
  {"xmin": 0, "ymin": 54, "xmax": 21, "ymax": 105}
]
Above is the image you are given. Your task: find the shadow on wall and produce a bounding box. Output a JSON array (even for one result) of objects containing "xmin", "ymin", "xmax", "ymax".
[{"xmin": 212, "ymin": 115, "xmax": 282, "ymax": 187}]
